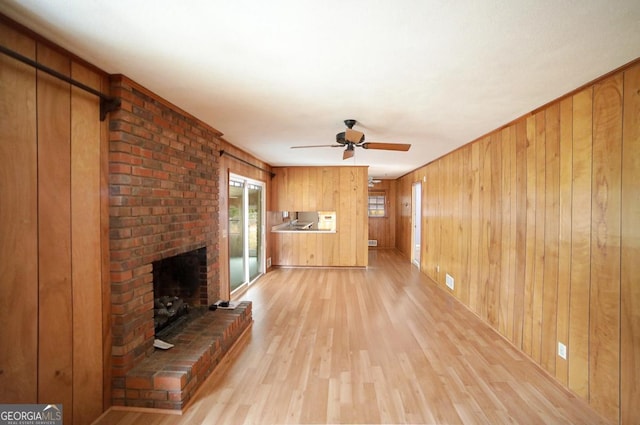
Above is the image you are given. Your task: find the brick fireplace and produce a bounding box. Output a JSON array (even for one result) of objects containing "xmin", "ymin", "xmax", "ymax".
[{"xmin": 108, "ymin": 75, "xmax": 225, "ymax": 398}]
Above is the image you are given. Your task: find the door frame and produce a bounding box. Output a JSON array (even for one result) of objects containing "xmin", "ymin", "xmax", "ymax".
[{"xmin": 411, "ymin": 181, "xmax": 422, "ymax": 267}]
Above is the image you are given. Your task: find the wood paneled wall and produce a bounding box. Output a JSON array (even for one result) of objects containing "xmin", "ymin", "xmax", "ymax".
[
  {"xmin": 395, "ymin": 175, "xmax": 412, "ymax": 258},
  {"xmin": 270, "ymin": 166, "xmax": 368, "ymax": 267},
  {"xmin": 620, "ymin": 63, "xmax": 640, "ymax": 425},
  {"xmin": 396, "ymin": 61, "xmax": 640, "ymax": 424},
  {"xmin": 0, "ymin": 19, "xmax": 110, "ymax": 425},
  {"xmin": 367, "ymin": 180, "xmax": 397, "ymax": 249}
]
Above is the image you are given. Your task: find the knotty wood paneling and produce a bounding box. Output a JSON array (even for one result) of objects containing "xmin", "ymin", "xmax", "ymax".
[
  {"xmin": 271, "ymin": 166, "xmax": 368, "ymax": 267},
  {"xmin": 275, "ymin": 167, "xmax": 288, "ymax": 213},
  {"xmin": 478, "ymin": 135, "xmax": 493, "ymax": 323},
  {"xmin": 0, "ymin": 21, "xmax": 38, "ymax": 403},
  {"xmin": 420, "ymin": 170, "xmax": 432, "ymax": 278},
  {"xmin": 441, "ymin": 153, "xmax": 453, "ymax": 289},
  {"xmin": 621, "ymin": 62, "xmax": 640, "ymax": 425},
  {"xmin": 522, "ymin": 114, "xmax": 537, "ymax": 357},
  {"xmin": 0, "ymin": 18, "xmax": 109, "ymax": 424},
  {"xmin": 475, "ymin": 137, "xmax": 488, "ymax": 314},
  {"xmin": 556, "ymin": 96, "xmax": 573, "ymax": 386},
  {"xmin": 498, "ymin": 127, "xmax": 516, "ymax": 339},
  {"xmin": 590, "ymin": 74, "xmax": 622, "ymax": 423},
  {"xmin": 395, "ymin": 59, "xmax": 640, "ymax": 423},
  {"xmin": 452, "ymin": 151, "xmax": 462, "ymax": 290},
  {"xmin": 322, "ymin": 167, "xmax": 339, "ymax": 209},
  {"xmin": 468, "ymin": 143, "xmax": 480, "ymax": 314},
  {"xmin": 339, "ymin": 167, "xmax": 357, "ymax": 265},
  {"xmin": 36, "ymin": 44, "xmax": 73, "ymax": 425},
  {"xmin": 532, "ymin": 111, "xmax": 546, "ymax": 364},
  {"xmin": 541, "ymin": 103, "xmax": 560, "ymax": 375},
  {"xmin": 568, "ymin": 87, "xmax": 593, "ymax": 399},
  {"xmin": 71, "ymin": 62, "xmax": 104, "ymax": 425},
  {"xmin": 513, "ymin": 119, "xmax": 528, "ymax": 349},
  {"xmin": 498, "ymin": 128, "xmax": 510, "ymax": 338},
  {"xmin": 356, "ymin": 168, "xmax": 370, "ymax": 267},
  {"xmin": 458, "ymin": 148, "xmax": 471, "ymax": 306},
  {"xmin": 453, "ymin": 151, "xmax": 463, "ymax": 300},
  {"xmin": 488, "ymin": 133, "xmax": 502, "ymax": 329},
  {"xmin": 444, "ymin": 157, "xmax": 455, "ymax": 289}
]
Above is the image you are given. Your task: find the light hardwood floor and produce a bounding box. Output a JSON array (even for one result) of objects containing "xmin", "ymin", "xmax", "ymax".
[{"xmin": 93, "ymin": 250, "xmax": 609, "ymax": 425}]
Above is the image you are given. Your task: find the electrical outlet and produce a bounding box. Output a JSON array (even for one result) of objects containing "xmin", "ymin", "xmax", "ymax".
[
  {"xmin": 436, "ymin": 265, "xmax": 440, "ymax": 273},
  {"xmin": 445, "ymin": 273, "xmax": 454, "ymax": 290},
  {"xmin": 558, "ymin": 342, "xmax": 567, "ymax": 360},
  {"xmin": 266, "ymin": 257, "xmax": 272, "ymax": 268}
]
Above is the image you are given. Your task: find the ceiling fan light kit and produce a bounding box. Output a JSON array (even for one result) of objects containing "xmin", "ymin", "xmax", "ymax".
[{"xmin": 291, "ymin": 119, "xmax": 411, "ymax": 160}]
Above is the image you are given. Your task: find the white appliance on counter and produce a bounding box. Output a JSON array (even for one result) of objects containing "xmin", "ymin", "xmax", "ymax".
[{"xmin": 317, "ymin": 211, "xmax": 336, "ymax": 232}]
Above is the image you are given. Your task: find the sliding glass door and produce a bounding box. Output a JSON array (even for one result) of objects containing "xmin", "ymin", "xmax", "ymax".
[{"xmin": 229, "ymin": 174, "xmax": 264, "ymax": 293}]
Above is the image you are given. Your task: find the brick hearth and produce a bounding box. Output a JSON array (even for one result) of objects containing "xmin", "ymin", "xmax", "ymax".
[{"xmin": 118, "ymin": 302, "xmax": 252, "ymax": 410}]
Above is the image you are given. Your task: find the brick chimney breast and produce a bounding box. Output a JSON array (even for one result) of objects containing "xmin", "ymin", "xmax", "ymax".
[{"xmin": 108, "ymin": 75, "xmax": 222, "ymax": 388}]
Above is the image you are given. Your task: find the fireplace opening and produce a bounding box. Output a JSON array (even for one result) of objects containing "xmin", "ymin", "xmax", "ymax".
[{"xmin": 152, "ymin": 247, "xmax": 207, "ymax": 335}]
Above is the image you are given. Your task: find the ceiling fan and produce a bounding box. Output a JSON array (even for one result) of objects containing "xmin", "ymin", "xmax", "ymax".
[{"xmin": 291, "ymin": 119, "xmax": 412, "ymax": 160}]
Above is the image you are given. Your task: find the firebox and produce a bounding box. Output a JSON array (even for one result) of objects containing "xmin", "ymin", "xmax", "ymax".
[{"xmin": 152, "ymin": 247, "xmax": 207, "ymax": 334}]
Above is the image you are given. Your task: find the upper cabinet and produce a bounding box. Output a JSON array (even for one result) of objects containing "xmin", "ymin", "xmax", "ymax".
[{"xmin": 271, "ymin": 165, "xmax": 368, "ymax": 213}]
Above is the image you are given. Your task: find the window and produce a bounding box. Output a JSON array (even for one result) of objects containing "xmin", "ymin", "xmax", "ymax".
[{"xmin": 368, "ymin": 192, "xmax": 386, "ymax": 217}]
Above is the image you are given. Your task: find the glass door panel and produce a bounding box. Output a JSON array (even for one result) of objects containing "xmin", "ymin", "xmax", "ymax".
[
  {"xmin": 248, "ymin": 183, "xmax": 262, "ymax": 282},
  {"xmin": 229, "ymin": 180, "xmax": 245, "ymax": 292}
]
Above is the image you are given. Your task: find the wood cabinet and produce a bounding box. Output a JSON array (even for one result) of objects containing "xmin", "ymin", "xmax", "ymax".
[{"xmin": 270, "ymin": 166, "xmax": 368, "ymax": 267}]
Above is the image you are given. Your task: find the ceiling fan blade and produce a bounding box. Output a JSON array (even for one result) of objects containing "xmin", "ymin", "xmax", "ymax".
[
  {"xmin": 345, "ymin": 128, "xmax": 365, "ymax": 144},
  {"xmin": 361, "ymin": 142, "xmax": 411, "ymax": 151},
  {"xmin": 290, "ymin": 144, "xmax": 343, "ymax": 149},
  {"xmin": 343, "ymin": 147, "xmax": 355, "ymax": 160}
]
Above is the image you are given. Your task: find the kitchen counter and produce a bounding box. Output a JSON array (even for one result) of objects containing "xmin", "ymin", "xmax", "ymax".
[{"xmin": 271, "ymin": 221, "xmax": 336, "ymax": 234}]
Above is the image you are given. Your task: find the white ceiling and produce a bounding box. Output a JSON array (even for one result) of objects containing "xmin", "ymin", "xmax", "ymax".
[{"xmin": 2, "ymin": 1, "xmax": 640, "ymax": 178}]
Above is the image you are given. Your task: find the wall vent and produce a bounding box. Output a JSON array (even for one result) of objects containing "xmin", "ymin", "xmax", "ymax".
[{"xmin": 368, "ymin": 239, "xmax": 378, "ymax": 247}]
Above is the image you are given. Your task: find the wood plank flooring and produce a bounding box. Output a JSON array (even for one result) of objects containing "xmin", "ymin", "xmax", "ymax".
[{"xmin": 93, "ymin": 250, "xmax": 609, "ymax": 425}]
